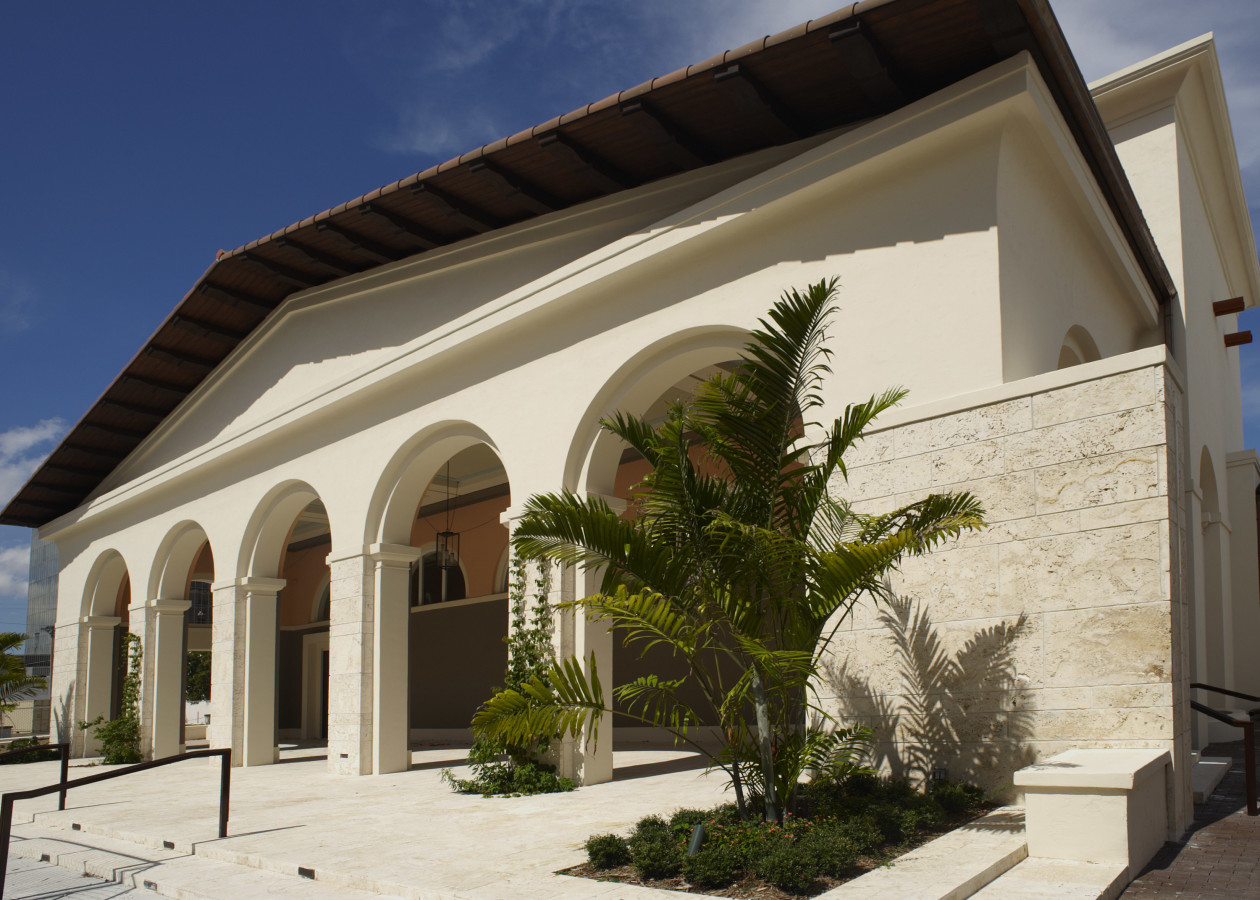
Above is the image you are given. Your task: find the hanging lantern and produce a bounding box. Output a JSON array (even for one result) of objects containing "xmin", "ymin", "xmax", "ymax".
[{"xmin": 435, "ymin": 529, "xmax": 460, "ymax": 570}]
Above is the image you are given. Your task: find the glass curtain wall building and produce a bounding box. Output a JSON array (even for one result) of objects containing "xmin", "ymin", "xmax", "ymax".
[{"xmin": 24, "ymin": 530, "xmax": 58, "ymax": 735}]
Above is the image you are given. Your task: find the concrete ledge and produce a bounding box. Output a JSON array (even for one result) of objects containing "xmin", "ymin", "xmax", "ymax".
[
  {"xmin": 1015, "ymin": 749, "xmax": 1169, "ymax": 877},
  {"xmin": 1016, "ymin": 749, "xmax": 1168, "ymax": 791},
  {"xmin": 970, "ymin": 858, "xmax": 1129, "ymax": 900},
  {"xmin": 1192, "ymin": 756, "xmax": 1232, "ymax": 804},
  {"xmin": 820, "ymin": 806, "xmax": 1027, "ymax": 899}
]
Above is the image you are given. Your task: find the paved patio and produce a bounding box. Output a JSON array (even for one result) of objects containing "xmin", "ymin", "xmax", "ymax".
[
  {"xmin": 2, "ymin": 745, "xmax": 729, "ymax": 898},
  {"xmin": 1121, "ymin": 740, "xmax": 1260, "ymax": 899}
]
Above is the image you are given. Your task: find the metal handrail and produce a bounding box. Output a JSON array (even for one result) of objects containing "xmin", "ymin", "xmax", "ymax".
[
  {"xmin": 0, "ymin": 742, "xmax": 68, "ymax": 812},
  {"xmin": 1191, "ymin": 682, "xmax": 1260, "ymax": 705},
  {"xmin": 0, "ymin": 747, "xmax": 230, "ymax": 898},
  {"xmin": 1189, "ymin": 698, "xmax": 1257, "ymax": 817}
]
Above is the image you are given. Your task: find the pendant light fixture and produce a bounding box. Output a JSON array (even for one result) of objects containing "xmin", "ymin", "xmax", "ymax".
[{"xmin": 435, "ymin": 461, "xmax": 460, "ymax": 602}]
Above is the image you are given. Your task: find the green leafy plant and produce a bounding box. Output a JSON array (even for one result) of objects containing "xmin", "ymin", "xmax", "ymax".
[
  {"xmin": 0, "ymin": 737, "xmax": 58, "ymax": 765},
  {"xmin": 443, "ymin": 557, "xmax": 573, "ymax": 795},
  {"xmin": 588, "ymin": 778, "xmax": 987, "ymax": 894},
  {"xmin": 472, "ymin": 280, "xmax": 985, "ymax": 821},
  {"xmin": 185, "ymin": 650, "xmax": 211, "ymax": 703},
  {"xmin": 80, "ymin": 631, "xmax": 142, "ymax": 764},
  {"xmin": 585, "ymin": 833, "xmax": 632, "ymax": 869},
  {"xmin": 0, "ymin": 631, "xmax": 45, "ymax": 730}
]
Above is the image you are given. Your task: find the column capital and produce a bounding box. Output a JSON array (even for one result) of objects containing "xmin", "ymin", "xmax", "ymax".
[
  {"xmin": 149, "ymin": 598, "xmax": 192, "ymax": 614},
  {"xmin": 369, "ymin": 542, "xmax": 424, "ymax": 566},
  {"xmin": 80, "ymin": 615, "xmax": 122, "ymax": 629}
]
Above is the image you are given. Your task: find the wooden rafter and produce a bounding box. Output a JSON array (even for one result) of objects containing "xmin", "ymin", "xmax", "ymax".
[
  {"xmin": 359, "ymin": 204, "xmax": 443, "ymax": 250},
  {"xmin": 412, "ymin": 182, "xmax": 499, "ymax": 232},
  {"xmin": 537, "ymin": 133, "xmax": 632, "ymax": 194}
]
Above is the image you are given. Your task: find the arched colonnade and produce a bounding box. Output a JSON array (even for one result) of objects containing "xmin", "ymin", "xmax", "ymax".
[{"xmin": 67, "ymin": 328, "xmax": 752, "ymax": 784}]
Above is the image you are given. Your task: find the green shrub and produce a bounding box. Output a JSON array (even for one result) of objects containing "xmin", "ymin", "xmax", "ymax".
[
  {"xmin": 682, "ymin": 841, "xmax": 740, "ymax": 888},
  {"xmin": 798, "ymin": 828, "xmax": 859, "ymax": 878},
  {"xmin": 0, "ymin": 738, "xmax": 56, "ymax": 765},
  {"xmin": 867, "ymin": 801, "xmax": 927, "ymax": 844},
  {"xmin": 930, "ymin": 780, "xmax": 985, "ymax": 815},
  {"xmin": 669, "ymin": 808, "xmax": 709, "ymax": 838},
  {"xmin": 631, "ymin": 814, "xmax": 671, "ymax": 838},
  {"xmin": 441, "ymin": 758, "xmax": 574, "ymax": 796},
  {"xmin": 629, "ymin": 829, "xmax": 684, "ymax": 880},
  {"xmin": 585, "ymin": 833, "xmax": 631, "ymax": 869},
  {"xmin": 836, "ymin": 816, "xmax": 883, "ymax": 854},
  {"xmin": 755, "ymin": 837, "xmax": 822, "ymax": 894}
]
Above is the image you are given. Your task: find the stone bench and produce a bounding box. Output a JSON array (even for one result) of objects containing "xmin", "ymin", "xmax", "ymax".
[{"xmin": 1015, "ymin": 749, "xmax": 1170, "ymax": 876}]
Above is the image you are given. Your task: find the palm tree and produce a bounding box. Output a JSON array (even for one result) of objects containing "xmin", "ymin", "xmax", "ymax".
[
  {"xmin": 473, "ymin": 280, "xmax": 985, "ymax": 821},
  {"xmin": 0, "ymin": 632, "xmax": 45, "ymax": 730}
]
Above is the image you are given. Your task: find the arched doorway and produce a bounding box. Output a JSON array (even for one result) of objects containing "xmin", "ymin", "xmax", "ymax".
[
  {"xmin": 77, "ymin": 551, "xmax": 131, "ymax": 758},
  {"xmin": 408, "ymin": 443, "xmax": 511, "ymax": 743},
  {"xmin": 367, "ymin": 427, "xmax": 511, "ymax": 772},
  {"xmin": 148, "ymin": 522, "xmax": 215, "ymax": 758},
  {"xmin": 566, "ymin": 332, "xmax": 750, "ymax": 782},
  {"xmin": 236, "ymin": 482, "xmax": 329, "ymax": 767}
]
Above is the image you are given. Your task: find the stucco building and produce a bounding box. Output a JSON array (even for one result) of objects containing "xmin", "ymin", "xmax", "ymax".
[{"xmin": 3, "ymin": 0, "xmax": 1257, "ymax": 842}]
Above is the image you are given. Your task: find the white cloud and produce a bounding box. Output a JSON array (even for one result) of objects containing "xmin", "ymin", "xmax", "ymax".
[
  {"xmin": 381, "ymin": 107, "xmax": 508, "ymax": 157},
  {"xmin": 1053, "ymin": 0, "xmax": 1260, "ymax": 195},
  {"xmin": 0, "ymin": 270, "xmax": 36, "ymax": 334},
  {"xmin": 0, "ymin": 544, "xmax": 28, "ymax": 600},
  {"xmin": 0, "ymin": 418, "xmax": 66, "ymax": 507}
]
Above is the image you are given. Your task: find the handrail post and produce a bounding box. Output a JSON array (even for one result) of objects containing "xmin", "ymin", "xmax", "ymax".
[
  {"xmin": 1245, "ymin": 720, "xmax": 1258, "ymax": 817},
  {"xmin": 218, "ymin": 749, "xmax": 230, "ymax": 839},
  {"xmin": 1, "ymin": 794, "xmax": 14, "ymax": 900},
  {"xmin": 58, "ymin": 743, "xmax": 69, "ymax": 812}
]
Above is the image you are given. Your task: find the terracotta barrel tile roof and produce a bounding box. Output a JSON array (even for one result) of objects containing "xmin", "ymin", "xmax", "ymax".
[{"xmin": 0, "ymin": 0, "xmax": 1174, "ymax": 528}]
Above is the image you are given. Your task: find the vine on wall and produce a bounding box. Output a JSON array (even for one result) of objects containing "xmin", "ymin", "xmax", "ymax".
[{"xmin": 443, "ymin": 553, "xmax": 574, "ymax": 795}]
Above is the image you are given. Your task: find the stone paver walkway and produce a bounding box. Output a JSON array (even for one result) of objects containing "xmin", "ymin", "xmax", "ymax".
[
  {"xmin": 1122, "ymin": 740, "xmax": 1260, "ymax": 899},
  {"xmin": 5, "ymin": 855, "xmax": 142, "ymax": 898},
  {"xmin": 0, "ymin": 745, "xmax": 727, "ymax": 899}
]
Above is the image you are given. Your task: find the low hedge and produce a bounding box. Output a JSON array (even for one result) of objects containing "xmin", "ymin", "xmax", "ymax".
[{"xmin": 585, "ymin": 776, "xmax": 988, "ymax": 895}]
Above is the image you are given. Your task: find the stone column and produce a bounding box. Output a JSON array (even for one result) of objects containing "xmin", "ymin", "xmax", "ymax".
[
  {"xmin": 505, "ymin": 495, "xmax": 618, "ymax": 788},
  {"xmin": 370, "ymin": 543, "xmax": 422, "ymax": 775},
  {"xmin": 242, "ymin": 578, "xmax": 285, "ymax": 767},
  {"xmin": 149, "ymin": 599, "xmax": 190, "ymax": 758},
  {"xmin": 79, "ymin": 616, "xmax": 120, "ymax": 757},
  {"xmin": 327, "ymin": 552, "xmax": 373, "ymax": 775},
  {"xmin": 209, "ymin": 580, "xmax": 247, "ymax": 765},
  {"xmin": 51, "ymin": 620, "xmax": 82, "ymax": 750},
  {"xmin": 566, "ymin": 565, "xmax": 614, "ymax": 786}
]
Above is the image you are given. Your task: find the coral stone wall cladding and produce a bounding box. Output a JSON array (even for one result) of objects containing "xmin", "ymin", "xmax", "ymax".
[{"xmin": 822, "ymin": 355, "xmax": 1191, "ymax": 834}]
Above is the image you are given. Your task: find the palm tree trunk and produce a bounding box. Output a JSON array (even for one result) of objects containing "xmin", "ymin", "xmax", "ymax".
[{"xmin": 749, "ymin": 668, "xmax": 779, "ymax": 823}]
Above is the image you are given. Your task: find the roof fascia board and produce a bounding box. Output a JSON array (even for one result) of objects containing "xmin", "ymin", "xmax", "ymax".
[
  {"xmin": 1092, "ymin": 35, "xmax": 1260, "ymax": 308},
  {"xmin": 41, "ymin": 54, "xmax": 1047, "ymax": 541}
]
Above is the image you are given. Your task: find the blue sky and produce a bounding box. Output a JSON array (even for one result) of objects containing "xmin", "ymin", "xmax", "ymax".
[{"xmin": 1, "ymin": 0, "xmax": 1258, "ymax": 635}]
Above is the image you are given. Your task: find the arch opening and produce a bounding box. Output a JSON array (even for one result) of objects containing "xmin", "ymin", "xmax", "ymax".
[
  {"xmin": 77, "ymin": 551, "xmax": 132, "ymax": 757},
  {"xmin": 575, "ymin": 355, "xmax": 748, "ymax": 755},
  {"xmin": 1057, "ymin": 324, "xmax": 1102, "ymax": 369},
  {"xmin": 402, "ymin": 442, "xmax": 512, "ymax": 743}
]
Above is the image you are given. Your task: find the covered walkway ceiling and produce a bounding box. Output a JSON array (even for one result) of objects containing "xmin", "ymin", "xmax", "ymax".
[{"xmin": 2, "ymin": 0, "xmax": 1175, "ymax": 528}]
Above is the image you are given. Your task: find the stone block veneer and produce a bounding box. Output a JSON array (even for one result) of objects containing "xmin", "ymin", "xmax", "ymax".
[{"xmin": 821, "ymin": 354, "xmax": 1191, "ymax": 834}]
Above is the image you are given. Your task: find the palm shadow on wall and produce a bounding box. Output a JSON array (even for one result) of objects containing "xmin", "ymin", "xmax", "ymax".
[{"xmin": 824, "ymin": 595, "xmax": 1035, "ymax": 792}]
